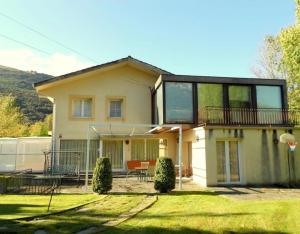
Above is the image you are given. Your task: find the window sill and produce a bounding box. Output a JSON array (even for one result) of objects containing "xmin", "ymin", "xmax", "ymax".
[
  {"xmin": 106, "ymin": 117, "xmax": 125, "ymax": 122},
  {"xmin": 69, "ymin": 117, "xmax": 95, "ymax": 121}
]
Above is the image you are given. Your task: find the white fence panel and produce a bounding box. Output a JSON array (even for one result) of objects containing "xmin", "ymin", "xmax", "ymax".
[
  {"xmin": 0, "ymin": 138, "xmax": 18, "ymax": 172},
  {"xmin": 0, "ymin": 137, "xmax": 52, "ymax": 172}
]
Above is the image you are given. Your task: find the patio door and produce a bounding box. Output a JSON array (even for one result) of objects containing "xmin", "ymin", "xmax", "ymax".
[
  {"xmin": 216, "ymin": 140, "xmax": 241, "ymax": 184},
  {"xmin": 102, "ymin": 140, "xmax": 124, "ymax": 170}
]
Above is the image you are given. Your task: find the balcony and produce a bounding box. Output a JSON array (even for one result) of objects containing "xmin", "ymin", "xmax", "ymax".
[{"xmin": 198, "ymin": 107, "xmax": 300, "ymax": 126}]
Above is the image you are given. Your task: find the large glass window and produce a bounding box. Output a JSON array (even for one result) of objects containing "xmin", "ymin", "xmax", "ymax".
[
  {"xmin": 256, "ymin": 86, "xmax": 282, "ymax": 108},
  {"xmin": 256, "ymin": 86, "xmax": 283, "ymax": 124},
  {"xmin": 165, "ymin": 82, "xmax": 193, "ymax": 123},
  {"xmin": 229, "ymin": 85, "xmax": 252, "ymax": 108},
  {"xmin": 131, "ymin": 139, "xmax": 162, "ymax": 160},
  {"xmin": 197, "ymin": 83, "xmax": 223, "ymax": 109}
]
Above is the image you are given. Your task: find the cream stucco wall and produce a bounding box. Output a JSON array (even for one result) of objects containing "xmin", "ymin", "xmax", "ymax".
[
  {"xmin": 37, "ymin": 64, "xmax": 179, "ymax": 167},
  {"xmin": 203, "ymin": 128, "xmax": 299, "ymax": 186}
]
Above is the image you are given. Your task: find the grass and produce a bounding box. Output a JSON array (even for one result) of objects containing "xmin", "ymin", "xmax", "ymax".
[
  {"xmin": 0, "ymin": 194, "xmax": 100, "ymax": 220},
  {"xmin": 0, "ymin": 194, "xmax": 145, "ymax": 234},
  {"xmin": 2, "ymin": 191, "xmax": 300, "ymax": 233},
  {"xmin": 105, "ymin": 191, "xmax": 300, "ymax": 234}
]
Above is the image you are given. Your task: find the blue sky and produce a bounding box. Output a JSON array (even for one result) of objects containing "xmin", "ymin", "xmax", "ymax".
[{"xmin": 0, "ymin": 0, "xmax": 296, "ymax": 76}]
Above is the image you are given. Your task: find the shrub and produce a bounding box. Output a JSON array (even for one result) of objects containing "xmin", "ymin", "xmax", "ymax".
[
  {"xmin": 92, "ymin": 157, "xmax": 112, "ymax": 194},
  {"xmin": 154, "ymin": 157, "xmax": 176, "ymax": 193}
]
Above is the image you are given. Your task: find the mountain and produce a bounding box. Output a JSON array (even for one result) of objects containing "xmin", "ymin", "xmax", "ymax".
[{"xmin": 0, "ymin": 65, "xmax": 53, "ymax": 123}]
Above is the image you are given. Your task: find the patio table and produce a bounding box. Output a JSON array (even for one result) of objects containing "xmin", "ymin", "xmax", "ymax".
[{"xmin": 134, "ymin": 167, "xmax": 148, "ymax": 181}]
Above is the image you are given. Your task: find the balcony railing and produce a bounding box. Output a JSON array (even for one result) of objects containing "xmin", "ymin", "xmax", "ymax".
[{"xmin": 198, "ymin": 107, "xmax": 300, "ymax": 126}]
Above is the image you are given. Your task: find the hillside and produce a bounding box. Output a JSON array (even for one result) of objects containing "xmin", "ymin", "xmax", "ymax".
[{"xmin": 0, "ymin": 65, "xmax": 53, "ymax": 123}]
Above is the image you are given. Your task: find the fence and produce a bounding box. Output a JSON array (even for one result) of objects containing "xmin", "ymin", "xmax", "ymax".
[
  {"xmin": 0, "ymin": 137, "xmax": 52, "ymax": 172},
  {"xmin": 198, "ymin": 107, "xmax": 300, "ymax": 126}
]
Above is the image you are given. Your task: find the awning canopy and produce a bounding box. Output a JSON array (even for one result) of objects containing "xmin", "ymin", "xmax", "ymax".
[{"xmin": 85, "ymin": 123, "xmax": 183, "ymax": 191}]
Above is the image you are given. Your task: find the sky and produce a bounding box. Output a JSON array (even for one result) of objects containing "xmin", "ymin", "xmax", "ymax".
[{"xmin": 0, "ymin": 0, "xmax": 296, "ymax": 77}]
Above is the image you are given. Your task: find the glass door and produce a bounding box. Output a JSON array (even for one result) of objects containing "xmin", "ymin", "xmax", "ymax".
[
  {"xmin": 216, "ymin": 141, "xmax": 241, "ymax": 184},
  {"xmin": 102, "ymin": 140, "xmax": 124, "ymax": 170}
]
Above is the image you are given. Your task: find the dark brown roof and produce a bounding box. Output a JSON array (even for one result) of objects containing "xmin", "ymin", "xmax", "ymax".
[{"xmin": 33, "ymin": 56, "xmax": 172, "ymax": 88}]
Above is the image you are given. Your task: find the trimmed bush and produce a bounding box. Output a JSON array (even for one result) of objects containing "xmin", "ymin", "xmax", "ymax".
[
  {"xmin": 154, "ymin": 157, "xmax": 176, "ymax": 193},
  {"xmin": 92, "ymin": 157, "xmax": 112, "ymax": 194}
]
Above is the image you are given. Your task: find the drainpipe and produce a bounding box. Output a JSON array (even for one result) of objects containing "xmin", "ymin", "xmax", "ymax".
[{"xmin": 51, "ymin": 100, "xmax": 56, "ymax": 174}]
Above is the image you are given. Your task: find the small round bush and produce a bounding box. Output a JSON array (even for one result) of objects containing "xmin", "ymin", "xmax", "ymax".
[
  {"xmin": 154, "ymin": 157, "xmax": 176, "ymax": 193},
  {"xmin": 92, "ymin": 157, "xmax": 112, "ymax": 194}
]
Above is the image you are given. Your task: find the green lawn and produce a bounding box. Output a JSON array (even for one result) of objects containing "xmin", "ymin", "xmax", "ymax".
[
  {"xmin": 0, "ymin": 194, "xmax": 145, "ymax": 234},
  {"xmin": 105, "ymin": 191, "xmax": 300, "ymax": 234},
  {"xmin": 1, "ymin": 192, "xmax": 300, "ymax": 233},
  {"xmin": 0, "ymin": 194, "xmax": 100, "ymax": 220}
]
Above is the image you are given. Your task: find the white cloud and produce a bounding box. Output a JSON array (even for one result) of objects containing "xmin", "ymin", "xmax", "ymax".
[{"xmin": 0, "ymin": 48, "xmax": 94, "ymax": 76}]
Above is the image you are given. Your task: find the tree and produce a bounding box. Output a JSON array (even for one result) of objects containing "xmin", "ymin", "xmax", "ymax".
[
  {"xmin": 0, "ymin": 95, "xmax": 28, "ymax": 137},
  {"xmin": 252, "ymin": 35, "xmax": 287, "ymax": 80},
  {"xmin": 253, "ymin": 1, "xmax": 300, "ymax": 109},
  {"xmin": 278, "ymin": 0, "xmax": 300, "ymax": 109},
  {"xmin": 92, "ymin": 157, "xmax": 112, "ymax": 194},
  {"xmin": 29, "ymin": 114, "xmax": 52, "ymax": 136},
  {"xmin": 154, "ymin": 157, "xmax": 176, "ymax": 193}
]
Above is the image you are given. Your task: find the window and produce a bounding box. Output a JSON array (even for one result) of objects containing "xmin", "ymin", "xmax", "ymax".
[
  {"xmin": 198, "ymin": 83, "xmax": 223, "ymax": 109},
  {"xmin": 256, "ymin": 86, "xmax": 282, "ymax": 108},
  {"xmin": 70, "ymin": 97, "xmax": 94, "ymax": 119},
  {"xmin": 131, "ymin": 139, "xmax": 166, "ymax": 160},
  {"xmin": 229, "ymin": 85, "xmax": 252, "ymax": 108},
  {"xmin": 110, "ymin": 100, "xmax": 122, "ymax": 118},
  {"xmin": 106, "ymin": 96, "xmax": 125, "ymax": 120},
  {"xmin": 256, "ymin": 86, "xmax": 283, "ymax": 124},
  {"xmin": 165, "ymin": 82, "xmax": 193, "ymax": 123}
]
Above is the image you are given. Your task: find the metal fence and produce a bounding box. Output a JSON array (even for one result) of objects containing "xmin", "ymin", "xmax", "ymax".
[{"xmin": 198, "ymin": 107, "xmax": 300, "ymax": 126}]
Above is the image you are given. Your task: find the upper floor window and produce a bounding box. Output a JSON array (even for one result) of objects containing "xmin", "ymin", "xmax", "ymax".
[
  {"xmin": 229, "ymin": 85, "xmax": 252, "ymax": 108},
  {"xmin": 106, "ymin": 96, "xmax": 125, "ymax": 120},
  {"xmin": 256, "ymin": 85, "xmax": 282, "ymax": 109},
  {"xmin": 70, "ymin": 96, "xmax": 94, "ymax": 119},
  {"xmin": 110, "ymin": 100, "xmax": 122, "ymax": 118},
  {"xmin": 165, "ymin": 82, "xmax": 193, "ymax": 123},
  {"xmin": 198, "ymin": 83, "xmax": 223, "ymax": 109}
]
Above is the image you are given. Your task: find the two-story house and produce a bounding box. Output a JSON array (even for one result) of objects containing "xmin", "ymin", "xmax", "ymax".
[{"xmin": 34, "ymin": 56, "xmax": 300, "ymax": 186}]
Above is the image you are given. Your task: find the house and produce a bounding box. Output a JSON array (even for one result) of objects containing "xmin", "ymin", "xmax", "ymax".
[{"xmin": 34, "ymin": 56, "xmax": 300, "ymax": 186}]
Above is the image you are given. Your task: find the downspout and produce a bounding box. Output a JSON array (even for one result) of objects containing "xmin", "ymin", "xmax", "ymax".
[{"xmin": 51, "ymin": 99, "xmax": 56, "ymax": 174}]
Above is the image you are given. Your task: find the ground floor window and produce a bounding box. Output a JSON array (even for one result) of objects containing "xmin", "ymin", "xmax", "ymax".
[
  {"xmin": 102, "ymin": 140, "xmax": 123, "ymax": 169},
  {"xmin": 216, "ymin": 140, "xmax": 240, "ymax": 183},
  {"xmin": 131, "ymin": 139, "xmax": 167, "ymax": 160},
  {"xmin": 59, "ymin": 139, "xmax": 99, "ymax": 172}
]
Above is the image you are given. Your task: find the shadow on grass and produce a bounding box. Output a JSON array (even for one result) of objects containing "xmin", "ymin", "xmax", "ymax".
[
  {"xmin": 0, "ymin": 204, "xmax": 44, "ymax": 217},
  {"xmin": 104, "ymin": 226, "xmax": 288, "ymax": 234}
]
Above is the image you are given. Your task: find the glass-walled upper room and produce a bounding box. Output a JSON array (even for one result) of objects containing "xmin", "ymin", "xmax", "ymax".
[{"xmin": 153, "ymin": 80, "xmax": 286, "ymax": 125}]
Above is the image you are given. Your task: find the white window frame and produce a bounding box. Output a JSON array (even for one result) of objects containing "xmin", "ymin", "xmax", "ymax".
[
  {"xmin": 73, "ymin": 99, "xmax": 92, "ymax": 118},
  {"xmin": 109, "ymin": 100, "xmax": 122, "ymax": 118},
  {"xmin": 70, "ymin": 96, "xmax": 94, "ymax": 120}
]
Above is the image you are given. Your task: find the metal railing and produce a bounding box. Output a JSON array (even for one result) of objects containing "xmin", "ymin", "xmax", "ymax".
[{"xmin": 198, "ymin": 107, "xmax": 300, "ymax": 126}]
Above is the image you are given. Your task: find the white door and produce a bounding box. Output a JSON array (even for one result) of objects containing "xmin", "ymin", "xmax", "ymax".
[{"xmin": 216, "ymin": 140, "xmax": 241, "ymax": 184}]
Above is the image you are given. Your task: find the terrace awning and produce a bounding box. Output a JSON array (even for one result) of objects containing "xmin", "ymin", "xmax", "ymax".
[{"xmin": 85, "ymin": 123, "xmax": 183, "ymax": 191}]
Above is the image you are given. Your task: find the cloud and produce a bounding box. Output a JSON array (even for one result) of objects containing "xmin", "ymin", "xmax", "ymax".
[{"xmin": 0, "ymin": 48, "xmax": 94, "ymax": 76}]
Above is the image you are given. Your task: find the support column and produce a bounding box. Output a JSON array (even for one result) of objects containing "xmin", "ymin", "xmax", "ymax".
[
  {"xmin": 178, "ymin": 126, "xmax": 183, "ymax": 190},
  {"xmin": 85, "ymin": 125, "xmax": 91, "ymax": 192}
]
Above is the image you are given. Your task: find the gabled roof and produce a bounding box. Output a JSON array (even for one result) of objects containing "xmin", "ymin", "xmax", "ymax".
[{"xmin": 33, "ymin": 56, "xmax": 172, "ymax": 89}]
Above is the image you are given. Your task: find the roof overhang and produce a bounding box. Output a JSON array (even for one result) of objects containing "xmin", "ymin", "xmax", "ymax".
[{"xmin": 34, "ymin": 56, "xmax": 172, "ymax": 92}]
